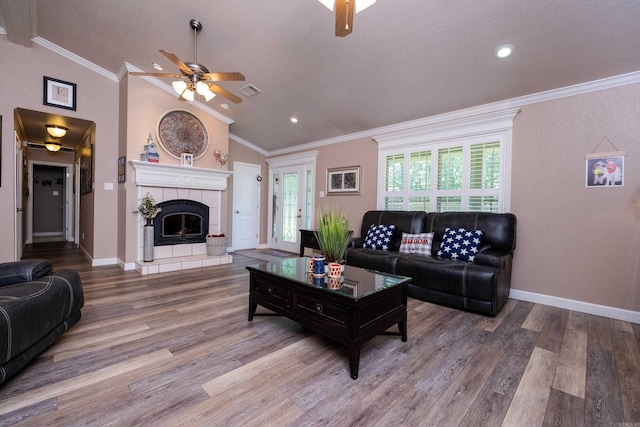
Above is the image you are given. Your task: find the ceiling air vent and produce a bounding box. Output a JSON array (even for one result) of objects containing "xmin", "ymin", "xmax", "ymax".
[{"xmin": 239, "ymin": 84, "xmax": 261, "ymax": 98}]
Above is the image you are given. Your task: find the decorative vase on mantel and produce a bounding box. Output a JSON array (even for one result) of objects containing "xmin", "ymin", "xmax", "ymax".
[{"xmin": 143, "ymin": 219, "xmax": 154, "ymax": 262}]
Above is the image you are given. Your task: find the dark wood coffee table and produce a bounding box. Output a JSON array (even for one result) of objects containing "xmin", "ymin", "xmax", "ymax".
[{"xmin": 247, "ymin": 257, "xmax": 410, "ymax": 379}]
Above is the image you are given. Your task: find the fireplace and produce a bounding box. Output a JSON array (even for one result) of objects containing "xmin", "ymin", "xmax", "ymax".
[{"xmin": 154, "ymin": 199, "xmax": 209, "ymax": 246}]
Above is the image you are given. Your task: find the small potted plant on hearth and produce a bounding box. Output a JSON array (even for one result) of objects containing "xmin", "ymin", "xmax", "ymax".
[{"xmin": 314, "ymin": 208, "xmax": 351, "ymax": 267}]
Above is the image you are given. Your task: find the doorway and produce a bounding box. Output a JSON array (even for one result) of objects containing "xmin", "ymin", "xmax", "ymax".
[
  {"xmin": 269, "ymin": 165, "xmax": 315, "ymax": 253},
  {"xmin": 29, "ymin": 162, "xmax": 73, "ymax": 243}
]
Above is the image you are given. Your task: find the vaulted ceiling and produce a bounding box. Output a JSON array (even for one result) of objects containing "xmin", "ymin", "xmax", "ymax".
[{"xmin": 2, "ymin": 0, "xmax": 640, "ymax": 153}]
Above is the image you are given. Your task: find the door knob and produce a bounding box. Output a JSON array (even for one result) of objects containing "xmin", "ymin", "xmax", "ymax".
[{"xmin": 236, "ymin": 211, "xmax": 240, "ymax": 214}]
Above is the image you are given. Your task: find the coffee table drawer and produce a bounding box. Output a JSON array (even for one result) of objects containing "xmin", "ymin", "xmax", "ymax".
[
  {"xmin": 295, "ymin": 294, "xmax": 349, "ymax": 326},
  {"xmin": 252, "ymin": 276, "xmax": 290, "ymax": 305}
]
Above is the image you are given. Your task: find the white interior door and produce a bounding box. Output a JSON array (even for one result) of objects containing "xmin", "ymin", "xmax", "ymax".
[
  {"xmin": 232, "ymin": 162, "xmax": 260, "ymax": 251},
  {"xmin": 271, "ymin": 165, "xmax": 305, "ymax": 253}
]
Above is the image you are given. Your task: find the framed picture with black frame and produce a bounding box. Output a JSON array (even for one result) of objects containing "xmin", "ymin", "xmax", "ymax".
[
  {"xmin": 79, "ymin": 136, "xmax": 93, "ymax": 194},
  {"xmin": 118, "ymin": 156, "xmax": 126, "ymax": 183},
  {"xmin": 43, "ymin": 76, "xmax": 77, "ymax": 111}
]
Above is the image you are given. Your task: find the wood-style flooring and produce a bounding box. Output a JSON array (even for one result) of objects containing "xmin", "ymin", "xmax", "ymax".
[{"xmin": 0, "ymin": 242, "xmax": 638, "ymax": 426}]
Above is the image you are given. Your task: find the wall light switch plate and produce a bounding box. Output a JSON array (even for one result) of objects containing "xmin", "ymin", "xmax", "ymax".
[{"xmin": 104, "ymin": 182, "xmax": 114, "ymax": 190}]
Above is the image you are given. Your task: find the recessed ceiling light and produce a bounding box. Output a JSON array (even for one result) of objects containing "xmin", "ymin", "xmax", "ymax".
[
  {"xmin": 220, "ymin": 103, "xmax": 231, "ymax": 110},
  {"xmin": 494, "ymin": 44, "xmax": 514, "ymax": 59},
  {"xmin": 290, "ymin": 117, "xmax": 298, "ymax": 123},
  {"xmin": 152, "ymin": 62, "xmax": 163, "ymax": 70}
]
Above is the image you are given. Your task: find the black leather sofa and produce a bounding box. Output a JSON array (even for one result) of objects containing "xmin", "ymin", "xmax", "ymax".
[
  {"xmin": 345, "ymin": 211, "xmax": 517, "ymax": 316},
  {"xmin": 0, "ymin": 259, "xmax": 84, "ymax": 384}
]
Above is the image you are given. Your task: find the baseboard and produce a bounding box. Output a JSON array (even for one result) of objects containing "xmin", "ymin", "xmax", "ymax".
[
  {"xmin": 119, "ymin": 260, "xmax": 137, "ymax": 271},
  {"xmin": 91, "ymin": 257, "xmax": 118, "ymax": 267},
  {"xmin": 509, "ymin": 289, "xmax": 640, "ymax": 324}
]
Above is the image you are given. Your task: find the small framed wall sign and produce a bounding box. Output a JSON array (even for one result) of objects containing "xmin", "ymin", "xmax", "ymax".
[
  {"xmin": 586, "ymin": 153, "xmax": 624, "ymax": 187},
  {"xmin": 181, "ymin": 153, "xmax": 194, "ymax": 166},
  {"xmin": 327, "ymin": 165, "xmax": 360, "ymax": 195},
  {"xmin": 43, "ymin": 76, "xmax": 77, "ymax": 111}
]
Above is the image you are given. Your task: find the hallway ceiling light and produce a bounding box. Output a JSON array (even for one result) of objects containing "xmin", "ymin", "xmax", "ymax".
[
  {"xmin": 45, "ymin": 142, "xmax": 62, "ymax": 152},
  {"xmin": 45, "ymin": 125, "xmax": 68, "ymax": 138}
]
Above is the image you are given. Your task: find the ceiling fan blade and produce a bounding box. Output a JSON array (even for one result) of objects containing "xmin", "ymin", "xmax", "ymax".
[
  {"xmin": 207, "ymin": 83, "xmax": 242, "ymax": 103},
  {"xmin": 159, "ymin": 49, "xmax": 193, "ymax": 75},
  {"xmin": 129, "ymin": 72, "xmax": 182, "ymax": 78},
  {"xmin": 335, "ymin": 0, "xmax": 354, "ymax": 37},
  {"xmin": 203, "ymin": 72, "xmax": 246, "ymax": 82}
]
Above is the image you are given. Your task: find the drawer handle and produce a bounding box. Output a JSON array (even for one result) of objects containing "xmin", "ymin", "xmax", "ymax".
[{"xmin": 316, "ymin": 303, "xmax": 323, "ymax": 313}]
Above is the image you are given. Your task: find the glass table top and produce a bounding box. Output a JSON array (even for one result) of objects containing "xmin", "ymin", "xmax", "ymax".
[{"xmin": 246, "ymin": 257, "xmax": 411, "ymax": 300}]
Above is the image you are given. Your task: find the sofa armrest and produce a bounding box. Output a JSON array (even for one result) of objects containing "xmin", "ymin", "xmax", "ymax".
[
  {"xmin": 473, "ymin": 249, "xmax": 512, "ymax": 269},
  {"xmin": 350, "ymin": 237, "xmax": 365, "ymax": 248},
  {"xmin": 0, "ymin": 259, "xmax": 53, "ymax": 287}
]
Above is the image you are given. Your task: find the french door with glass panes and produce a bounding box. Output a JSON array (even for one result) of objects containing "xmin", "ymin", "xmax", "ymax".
[{"xmin": 270, "ymin": 165, "xmax": 312, "ymax": 253}]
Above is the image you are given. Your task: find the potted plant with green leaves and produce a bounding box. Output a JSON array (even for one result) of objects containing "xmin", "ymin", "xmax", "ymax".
[
  {"xmin": 137, "ymin": 193, "xmax": 161, "ymax": 262},
  {"xmin": 314, "ymin": 208, "xmax": 351, "ymax": 264}
]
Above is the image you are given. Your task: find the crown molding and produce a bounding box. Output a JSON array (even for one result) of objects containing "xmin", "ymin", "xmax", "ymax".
[
  {"xmin": 265, "ymin": 69, "xmax": 640, "ymax": 157},
  {"xmin": 229, "ymin": 133, "xmax": 268, "ymax": 156},
  {"xmin": 33, "ymin": 36, "xmax": 117, "ymax": 82}
]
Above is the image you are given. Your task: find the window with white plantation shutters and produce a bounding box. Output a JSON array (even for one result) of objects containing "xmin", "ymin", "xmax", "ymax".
[
  {"xmin": 377, "ymin": 109, "xmax": 517, "ymax": 213},
  {"xmin": 375, "ymin": 108, "xmax": 519, "ymax": 212},
  {"xmin": 381, "ymin": 137, "xmax": 507, "ymax": 213}
]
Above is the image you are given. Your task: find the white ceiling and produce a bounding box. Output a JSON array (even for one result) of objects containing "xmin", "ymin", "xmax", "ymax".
[{"xmin": 3, "ymin": 0, "xmax": 640, "ymax": 153}]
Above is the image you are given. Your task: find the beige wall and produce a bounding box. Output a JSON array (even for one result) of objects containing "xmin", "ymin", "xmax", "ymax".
[
  {"xmin": 511, "ymin": 84, "xmax": 640, "ymax": 312},
  {"xmin": 0, "ymin": 37, "xmax": 119, "ymax": 262}
]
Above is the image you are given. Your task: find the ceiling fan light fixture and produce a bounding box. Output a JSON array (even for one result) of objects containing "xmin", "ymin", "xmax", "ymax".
[
  {"xmin": 203, "ymin": 90, "xmax": 216, "ymax": 102},
  {"xmin": 195, "ymin": 81, "xmax": 209, "ymax": 95},
  {"xmin": 45, "ymin": 141, "xmax": 62, "ymax": 152},
  {"xmin": 178, "ymin": 87, "xmax": 195, "ymax": 102},
  {"xmin": 45, "ymin": 125, "xmax": 67, "ymax": 138},
  {"xmin": 172, "ymin": 80, "xmax": 188, "ymax": 94}
]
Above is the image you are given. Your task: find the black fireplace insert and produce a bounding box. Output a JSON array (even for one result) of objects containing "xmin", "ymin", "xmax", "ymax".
[{"xmin": 153, "ymin": 199, "xmax": 209, "ymax": 246}]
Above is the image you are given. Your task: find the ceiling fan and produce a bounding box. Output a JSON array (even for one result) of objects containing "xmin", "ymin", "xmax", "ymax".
[{"xmin": 130, "ymin": 19, "xmax": 245, "ymax": 103}]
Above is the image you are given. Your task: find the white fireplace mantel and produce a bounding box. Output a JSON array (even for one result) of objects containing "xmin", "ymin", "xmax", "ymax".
[{"xmin": 130, "ymin": 160, "xmax": 232, "ymax": 191}]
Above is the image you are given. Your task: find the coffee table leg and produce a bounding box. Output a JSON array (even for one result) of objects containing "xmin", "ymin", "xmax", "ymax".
[
  {"xmin": 248, "ymin": 298, "xmax": 257, "ymax": 321},
  {"xmin": 348, "ymin": 339, "xmax": 361, "ymax": 379},
  {"xmin": 399, "ymin": 310, "xmax": 408, "ymax": 342}
]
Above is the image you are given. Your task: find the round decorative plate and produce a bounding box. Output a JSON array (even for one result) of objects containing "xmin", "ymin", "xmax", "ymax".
[{"xmin": 156, "ymin": 110, "xmax": 208, "ymax": 159}]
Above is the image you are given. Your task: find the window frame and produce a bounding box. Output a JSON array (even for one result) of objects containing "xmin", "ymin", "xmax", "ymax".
[{"xmin": 375, "ymin": 108, "xmax": 518, "ymax": 213}]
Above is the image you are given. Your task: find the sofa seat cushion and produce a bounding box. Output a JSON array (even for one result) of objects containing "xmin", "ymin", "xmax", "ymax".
[
  {"xmin": 395, "ymin": 254, "xmax": 498, "ymax": 302},
  {"xmin": 345, "ymin": 248, "xmax": 399, "ymax": 274}
]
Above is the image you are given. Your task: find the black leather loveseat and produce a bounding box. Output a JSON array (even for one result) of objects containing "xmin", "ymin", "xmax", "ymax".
[
  {"xmin": 345, "ymin": 211, "xmax": 516, "ymax": 316},
  {"xmin": 0, "ymin": 259, "xmax": 84, "ymax": 384}
]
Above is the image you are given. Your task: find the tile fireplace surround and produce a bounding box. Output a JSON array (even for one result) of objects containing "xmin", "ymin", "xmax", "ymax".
[{"xmin": 130, "ymin": 161, "xmax": 233, "ymax": 275}]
